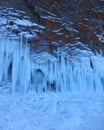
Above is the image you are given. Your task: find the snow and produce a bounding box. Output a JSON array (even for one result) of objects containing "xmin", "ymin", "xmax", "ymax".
[
  {"xmin": 32, "ymin": 52, "xmax": 57, "ymax": 64},
  {"xmin": 0, "ymin": 6, "xmax": 45, "ymax": 40},
  {"xmin": 39, "ymin": 8, "xmax": 57, "ymax": 17},
  {"xmin": 0, "ymin": 92, "xmax": 104, "ymax": 130},
  {"xmin": 15, "ymin": 19, "xmax": 33, "ymax": 26},
  {"xmin": 99, "ymin": 32, "xmax": 104, "ymax": 43},
  {"xmin": 0, "ymin": 18, "xmax": 7, "ymax": 26},
  {"xmin": 14, "ymin": 18, "xmax": 45, "ymax": 29},
  {"xmin": 27, "ymin": 33, "xmax": 37, "ymax": 39}
]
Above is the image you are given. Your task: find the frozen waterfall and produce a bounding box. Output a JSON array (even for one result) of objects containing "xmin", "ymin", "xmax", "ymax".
[{"xmin": 0, "ymin": 35, "xmax": 104, "ymax": 94}]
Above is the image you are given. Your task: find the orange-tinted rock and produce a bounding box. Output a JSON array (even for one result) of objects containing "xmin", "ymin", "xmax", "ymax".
[
  {"xmin": 96, "ymin": 12, "xmax": 104, "ymax": 19},
  {"xmin": 2, "ymin": 0, "xmax": 104, "ymax": 52},
  {"xmin": 79, "ymin": 24, "xmax": 89, "ymax": 32},
  {"xmin": 43, "ymin": 19, "xmax": 59, "ymax": 30},
  {"xmin": 90, "ymin": 33, "xmax": 99, "ymax": 43}
]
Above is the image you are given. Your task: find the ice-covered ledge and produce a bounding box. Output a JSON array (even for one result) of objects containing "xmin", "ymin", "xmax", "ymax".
[{"xmin": 0, "ymin": 34, "xmax": 104, "ymax": 95}]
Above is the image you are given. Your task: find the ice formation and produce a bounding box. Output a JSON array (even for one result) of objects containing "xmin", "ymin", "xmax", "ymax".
[{"xmin": 0, "ymin": 34, "xmax": 104, "ymax": 95}]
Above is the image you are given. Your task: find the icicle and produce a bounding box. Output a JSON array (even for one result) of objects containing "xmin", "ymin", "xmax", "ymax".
[{"xmin": 0, "ymin": 34, "xmax": 104, "ymax": 94}]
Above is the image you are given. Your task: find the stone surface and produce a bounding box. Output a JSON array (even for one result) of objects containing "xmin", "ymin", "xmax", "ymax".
[
  {"xmin": 24, "ymin": 0, "xmax": 104, "ymax": 53},
  {"xmin": 0, "ymin": 0, "xmax": 104, "ymax": 54}
]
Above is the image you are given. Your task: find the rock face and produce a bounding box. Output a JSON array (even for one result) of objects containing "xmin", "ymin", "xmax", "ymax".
[
  {"xmin": 25, "ymin": 0, "xmax": 104, "ymax": 52},
  {"xmin": 0, "ymin": 0, "xmax": 104, "ymax": 53}
]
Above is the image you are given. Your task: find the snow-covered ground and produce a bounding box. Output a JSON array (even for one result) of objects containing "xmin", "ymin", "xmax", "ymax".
[{"xmin": 0, "ymin": 92, "xmax": 104, "ymax": 130}]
